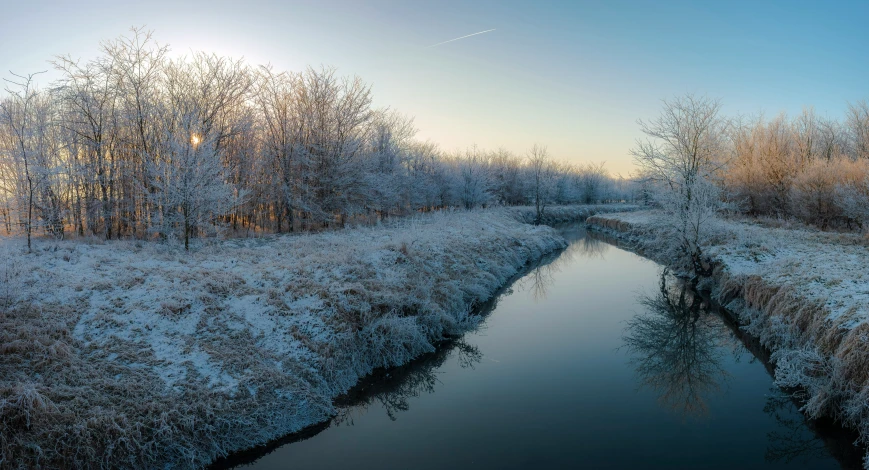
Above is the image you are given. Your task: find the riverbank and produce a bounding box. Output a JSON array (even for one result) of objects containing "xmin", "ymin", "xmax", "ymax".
[
  {"xmin": 0, "ymin": 204, "xmax": 631, "ymax": 469},
  {"xmin": 587, "ymin": 210, "xmax": 869, "ymax": 468}
]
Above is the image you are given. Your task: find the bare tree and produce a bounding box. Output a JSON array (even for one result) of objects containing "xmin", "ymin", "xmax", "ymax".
[
  {"xmin": 256, "ymin": 66, "xmax": 299, "ymax": 232},
  {"xmin": 489, "ymin": 149, "xmax": 526, "ymax": 206},
  {"xmin": 101, "ymin": 27, "xmax": 169, "ymax": 235},
  {"xmin": 0, "ymin": 71, "xmax": 46, "ymax": 251},
  {"xmin": 151, "ymin": 54, "xmax": 251, "ymax": 249},
  {"xmin": 846, "ymin": 100, "xmax": 869, "ymax": 160},
  {"xmin": 793, "ymin": 107, "xmax": 818, "ymax": 162},
  {"xmin": 52, "ymin": 53, "xmax": 120, "ymax": 239},
  {"xmin": 816, "ymin": 116, "xmax": 846, "ymax": 162},
  {"xmin": 363, "ymin": 109, "xmax": 416, "ymax": 217},
  {"xmin": 631, "ymin": 94, "xmax": 727, "ymax": 280},
  {"xmin": 578, "ymin": 161, "xmax": 610, "ymax": 203},
  {"xmin": 526, "ymin": 143, "xmax": 554, "ymax": 224},
  {"xmin": 455, "ymin": 146, "xmax": 493, "ymax": 210}
]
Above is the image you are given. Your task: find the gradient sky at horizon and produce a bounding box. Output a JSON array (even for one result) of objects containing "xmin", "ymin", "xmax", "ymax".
[{"xmin": 1, "ymin": 0, "xmax": 867, "ymax": 175}]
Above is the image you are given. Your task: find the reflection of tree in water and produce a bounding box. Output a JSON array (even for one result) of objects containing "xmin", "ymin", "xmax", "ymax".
[
  {"xmin": 623, "ymin": 270, "xmax": 732, "ymax": 416},
  {"xmin": 522, "ymin": 252, "xmax": 560, "ymax": 301},
  {"xmin": 212, "ymin": 338, "xmax": 485, "ymax": 468},
  {"xmin": 570, "ymin": 231, "xmax": 609, "ymax": 260},
  {"xmin": 333, "ymin": 338, "xmax": 482, "ymax": 424},
  {"xmin": 521, "ymin": 226, "xmax": 608, "ymax": 301},
  {"xmin": 763, "ymin": 388, "xmax": 865, "ymax": 468},
  {"xmin": 624, "ymin": 272, "xmax": 865, "ymax": 467},
  {"xmin": 339, "ymin": 226, "xmax": 606, "ymax": 421},
  {"xmin": 763, "ymin": 390, "xmax": 830, "ymax": 464}
]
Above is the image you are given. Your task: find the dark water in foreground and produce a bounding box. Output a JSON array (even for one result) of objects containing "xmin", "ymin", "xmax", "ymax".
[{"xmin": 222, "ymin": 225, "xmax": 863, "ymax": 470}]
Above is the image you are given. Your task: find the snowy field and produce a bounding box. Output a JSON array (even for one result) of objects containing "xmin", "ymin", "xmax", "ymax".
[
  {"xmin": 588, "ymin": 210, "xmax": 869, "ymax": 466},
  {"xmin": 0, "ymin": 204, "xmax": 629, "ymax": 469}
]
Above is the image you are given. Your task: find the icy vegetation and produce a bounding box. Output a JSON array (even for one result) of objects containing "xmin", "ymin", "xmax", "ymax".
[
  {"xmin": 588, "ymin": 210, "xmax": 869, "ymax": 467},
  {"xmin": 0, "ymin": 205, "xmax": 628, "ymax": 468},
  {"xmin": 0, "ymin": 29, "xmax": 628, "ymax": 253}
]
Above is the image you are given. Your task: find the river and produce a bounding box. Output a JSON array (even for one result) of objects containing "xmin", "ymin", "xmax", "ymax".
[{"xmin": 216, "ymin": 224, "xmax": 864, "ymax": 469}]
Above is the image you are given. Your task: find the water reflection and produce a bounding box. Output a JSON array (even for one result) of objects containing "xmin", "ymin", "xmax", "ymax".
[
  {"xmin": 333, "ymin": 338, "xmax": 483, "ymax": 424},
  {"xmin": 521, "ymin": 253, "xmax": 560, "ymax": 301},
  {"xmin": 763, "ymin": 388, "xmax": 865, "ymax": 467},
  {"xmin": 623, "ymin": 272, "xmax": 863, "ymax": 468},
  {"xmin": 520, "ymin": 226, "xmax": 607, "ymax": 300},
  {"xmin": 764, "ymin": 391, "xmax": 832, "ymax": 464},
  {"xmin": 217, "ymin": 224, "xmax": 865, "ymax": 470},
  {"xmin": 623, "ymin": 271, "xmax": 732, "ymax": 416},
  {"xmin": 211, "ymin": 338, "xmax": 484, "ymax": 469}
]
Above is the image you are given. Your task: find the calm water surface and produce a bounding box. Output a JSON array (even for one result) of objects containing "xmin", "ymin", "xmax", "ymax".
[{"xmin": 226, "ymin": 225, "xmax": 863, "ymax": 470}]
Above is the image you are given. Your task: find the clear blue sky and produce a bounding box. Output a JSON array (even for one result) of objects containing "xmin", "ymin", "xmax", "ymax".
[{"xmin": 1, "ymin": 0, "xmax": 866, "ymax": 175}]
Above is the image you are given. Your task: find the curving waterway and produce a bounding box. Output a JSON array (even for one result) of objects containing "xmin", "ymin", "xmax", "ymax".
[{"xmin": 216, "ymin": 224, "xmax": 864, "ymax": 470}]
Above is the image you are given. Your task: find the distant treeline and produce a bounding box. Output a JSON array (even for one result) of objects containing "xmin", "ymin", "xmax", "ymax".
[{"xmin": 0, "ymin": 28, "xmax": 626, "ymax": 250}]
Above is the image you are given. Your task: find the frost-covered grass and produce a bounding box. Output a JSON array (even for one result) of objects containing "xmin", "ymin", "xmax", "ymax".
[
  {"xmin": 0, "ymin": 205, "xmax": 619, "ymax": 469},
  {"xmin": 588, "ymin": 210, "xmax": 869, "ymax": 467}
]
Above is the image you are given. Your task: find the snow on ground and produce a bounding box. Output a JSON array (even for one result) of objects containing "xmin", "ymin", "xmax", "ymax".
[
  {"xmin": 0, "ymin": 204, "xmax": 628, "ymax": 469},
  {"xmin": 711, "ymin": 219, "xmax": 869, "ymax": 329}
]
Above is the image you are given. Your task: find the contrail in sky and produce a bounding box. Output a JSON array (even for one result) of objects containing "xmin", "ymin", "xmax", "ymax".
[{"xmin": 427, "ymin": 29, "xmax": 496, "ymax": 48}]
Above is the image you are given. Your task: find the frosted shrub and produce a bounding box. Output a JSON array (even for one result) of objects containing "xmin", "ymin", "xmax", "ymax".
[
  {"xmin": 0, "ymin": 382, "xmax": 57, "ymax": 429},
  {"xmin": 722, "ymin": 108, "xmax": 869, "ymax": 233},
  {"xmin": 834, "ymin": 159, "xmax": 869, "ymax": 231},
  {"xmin": 0, "ymin": 246, "xmax": 22, "ymax": 310},
  {"xmin": 787, "ymin": 156, "xmax": 869, "ymax": 230},
  {"xmin": 359, "ymin": 314, "xmax": 433, "ymax": 369},
  {"xmin": 646, "ymin": 176, "xmax": 724, "ymax": 280},
  {"xmin": 771, "ymin": 347, "xmax": 838, "ymax": 418},
  {"xmin": 789, "ymin": 158, "xmax": 846, "ymax": 229}
]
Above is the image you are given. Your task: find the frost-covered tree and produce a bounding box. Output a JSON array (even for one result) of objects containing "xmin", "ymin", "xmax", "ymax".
[
  {"xmin": 489, "ymin": 149, "xmax": 526, "ymax": 206},
  {"xmin": 455, "ymin": 147, "xmax": 493, "ymax": 209},
  {"xmin": 102, "ymin": 27, "xmax": 169, "ymax": 236},
  {"xmin": 53, "ymin": 53, "xmax": 120, "ymax": 239},
  {"xmin": 151, "ymin": 54, "xmax": 251, "ymax": 249},
  {"xmin": 404, "ymin": 140, "xmax": 445, "ymax": 211},
  {"xmin": 26, "ymin": 94, "xmax": 66, "ymax": 239},
  {"xmin": 632, "ymin": 94, "xmax": 727, "ymax": 280},
  {"xmin": 526, "ymin": 144, "xmax": 554, "ymax": 224},
  {"xmin": 0, "ymin": 72, "xmax": 49, "ymax": 251},
  {"xmin": 0, "ymin": 29, "xmax": 629, "ymax": 245},
  {"xmin": 256, "ymin": 66, "xmax": 305, "ymax": 232},
  {"xmin": 363, "ymin": 109, "xmax": 416, "ymax": 217},
  {"xmin": 577, "ymin": 161, "xmax": 610, "ymax": 204},
  {"xmin": 847, "ymin": 100, "xmax": 869, "ymax": 160},
  {"xmin": 150, "ymin": 126, "xmax": 243, "ymax": 250},
  {"xmin": 293, "ymin": 67, "xmax": 373, "ymax": 226}
]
